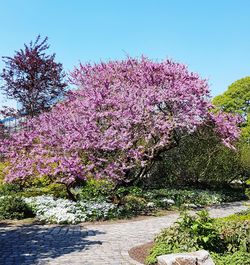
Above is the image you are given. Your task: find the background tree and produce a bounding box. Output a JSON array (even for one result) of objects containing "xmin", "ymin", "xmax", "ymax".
[
  {"xmin": 213, "ymin": 76, "xmax": 250, "ymax": 140},
  {"xmin": 0, "ymin": 35, "xmax": 67, "ymax": 117},
  {"xmin": 153, "ymin": 77, "xmax": 250, "ymax": 190},
  {"xmin": 146, "ymin": 126, "xmax": 243, "ymax": 189},
  {"xmin": 213, "ymin": 77, "xmax": 250, "ymax": 191}
]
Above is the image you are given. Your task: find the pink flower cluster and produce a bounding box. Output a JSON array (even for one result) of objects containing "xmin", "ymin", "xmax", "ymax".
[{"xmin": 0, "ymin": 57, "xmax": 241, "ymax": 185}]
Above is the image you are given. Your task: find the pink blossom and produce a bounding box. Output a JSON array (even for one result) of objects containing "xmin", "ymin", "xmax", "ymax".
[{"xmin": 0, "ymin": 57, "xmax": 241, "ymax": 185}]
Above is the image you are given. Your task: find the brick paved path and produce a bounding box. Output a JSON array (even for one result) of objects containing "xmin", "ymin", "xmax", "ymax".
[{"xmin": 0, "ymin": 201, "xmax": 248, "ymax": 265}]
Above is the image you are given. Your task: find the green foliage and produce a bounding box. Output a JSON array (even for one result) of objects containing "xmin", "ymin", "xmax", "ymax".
[
  {"xmin": 115, "ymin": 186, "xmax": 144, "ymax": 198},
  {"xmin": 0, "ymin": 181, "xmax": 67, "ymax": 199},
  {"xmin": 178, "ymin": 211, "xmax": 224, "ymax": 251},
  {"xmin": 213, "ymin": 76, "xmax": 250, "ymax": 116},
  {"xmin": 76, "ymin": 178, "xmax": 114, "ymax": 201},
  {"xmin": 20, "ymin": 175, "xmax": 68, "ymax": 198},
  {"xmin": 146, "ymin": 210, "xmax": 250, "ymax": 264},
  {"xmin": 246, "ymin": 179, "xmax": 250, "ymax": 199},
  {"xmin": 0, "ymin": 162, "xmax": 8, "ymax": 183},
  {"xmin": 0, "ymin": 183, "xmax": 22, "ymax": 196},
  {"xmin": 20, "ymin": 184, "xmax": 68, "ymax": 198},
  {"xmin": 121, "ymin": 195, "xmax": 148, "ymax": 216},
  {"xmin": 212, "ymin": 251, "xmax": 250, "ymax": 265},
  {"xmin": 0, "ymin": 196, "xmax": 34, "ymax": 220},
  {"xmin": 219, "ymin": 220, "xmax": 249, "ymax": 253},
  {"xmin": 147, "ymin": 76, "xmax": 250, "ymax": 188},
  {"xmin": 213, "ymin": 76, "xmax": 250, "ymax": 141},
  {"xmin": 216, "ymin": 208, "xmax": 250, "ymax": 223},
  {"xmin": 145, "ymin": 126, "xmax": 244, "ymax": 189},
  {"xmin": 241, "ymin": 143, "xmax": 250, "ymax": 171},
  {"xmin": 147, "ymin": 210, "xmax": 223, "ymax": 264}
]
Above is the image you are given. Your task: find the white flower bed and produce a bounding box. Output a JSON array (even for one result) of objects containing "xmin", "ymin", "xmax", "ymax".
[
  {"xmin": 78, "ymin": 201, "xmax": 117, "ymax": 220},
  {"xmin": 24, "ymin": 196, "xmax": 118, "ymax": 224}
]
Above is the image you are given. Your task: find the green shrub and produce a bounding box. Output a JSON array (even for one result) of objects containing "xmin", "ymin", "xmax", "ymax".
[
  {"xmin": 76, "ymin": 178, "xmax": 114, "ymax": 201},
  {"xmin": 20, "ymin": 183, "xmax": 68, "ymax": 198},
  {"xmin": 147, "ymin": 210, "xmax": 250, "ymax": 264},
  {"xmin": 115, "ymin": 186, "xmax": 144, "ymax": 198},
  {"xmin": 146, "ymin": 210, "xmax": 224, "ymax": 264},
  {"xmin": 0, "ymin": 174, "xmax": 68, "ymax": 199},
  {"xmin": 218, "ymin": 220, "xmax": 249, "ymax": 253},
  {"xmin": 0, "ymin": 162, "xmax": 8, "ymax": 184},
  {"xmin": 0, "ymin": 183, "xmax": 22, "ymax": 196},
  {"xmin": 0, "ymin": 196, "xmax": 34, "ymax": 220},
  {"xmin": 212, "ymin": 251, "xmax": 250, "ymax": 265},
  {"xmin": 121, "ymin": 195, "xmax": 148, "ymax": 216}
]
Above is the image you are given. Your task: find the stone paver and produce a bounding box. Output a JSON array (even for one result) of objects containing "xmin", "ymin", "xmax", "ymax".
[{"xmin": 0, "ymin": 201, "xmax": 248, "ymax": 265}]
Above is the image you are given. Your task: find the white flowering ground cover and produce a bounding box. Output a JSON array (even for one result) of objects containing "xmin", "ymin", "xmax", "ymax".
[
  {"xmin": 20, "ymin": 189, "xmax": 245, "ymax": 224},
  {"xmin": 24, "ymin": 196, "xmax": 119, "ymax": 224}
]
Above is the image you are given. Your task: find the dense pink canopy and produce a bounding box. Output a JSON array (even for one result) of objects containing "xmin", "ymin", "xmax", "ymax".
[{"xmin": 0, "ymin": 57, "xmax": 241, "ymax": 185}]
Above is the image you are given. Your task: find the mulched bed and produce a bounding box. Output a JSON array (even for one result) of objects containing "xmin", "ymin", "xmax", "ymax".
[{"xmin": 128, "ymin": 242, "xmax": 154, "ymax": 264}]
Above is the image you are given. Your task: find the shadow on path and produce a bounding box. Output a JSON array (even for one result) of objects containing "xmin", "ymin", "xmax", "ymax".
[
  {"xmin": 206, "ymin": 200, "xmax": 248, "ymax": 209},
  {"xmin": 0, "ymin": 224, "xmax": 105, "ymax": 265}
]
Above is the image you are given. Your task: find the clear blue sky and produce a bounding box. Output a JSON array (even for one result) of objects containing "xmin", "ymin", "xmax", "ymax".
[{"xmin": 0, "ymin": 0, "xmax": 250, "ymax": 107}]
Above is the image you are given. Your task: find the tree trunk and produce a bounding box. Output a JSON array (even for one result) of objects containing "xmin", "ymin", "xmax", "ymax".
[{"xmin": 66, "ymin": 185, "xmax": 77, "ymax": 202}]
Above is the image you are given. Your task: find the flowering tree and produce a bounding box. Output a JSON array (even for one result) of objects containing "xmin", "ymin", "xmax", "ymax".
[
  {"xmin": 0, "ymin": 57, "xmax": 241, "ymax": 199},
  {"xmin": 1, "ymin": 35, "xmax": 67, "ymax": 117}
]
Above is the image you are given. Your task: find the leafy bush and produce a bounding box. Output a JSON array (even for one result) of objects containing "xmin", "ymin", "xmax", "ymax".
[
  {"xmin": 75, "ymin": 179, "xmax": 114, "ymax": 201},
  {"xmin": 218, "ymin": 220, "xmax": 249, "ymax": 253},
  {"xmin": 147, "ymin": 211, "xmax": 224, "ymax": 264},
  {"xmin": 211, "ymin": 251, "xmax": 250, "ymax": 265},
  {"xmin": 0, "ymin": 162, "xmax": 8, "ymax": 183},
  {"xmin": 144, "ymin": 126, "xmax": 243, "ymax": 189},
  {"xmin": 0, "ymin": 196, "xmax": 34, "ymax": 220},
  {"xmin": 121, "ymin": 195, "xmax": 148, "ymax": 216},
  {"xmin": 146, "ymin": 210, "xmax": 250, "ymax": 264},
  {"xmin": 0, "ymin": 183, "xmax": 22, "ymax": 196},
  {"xmin": 115, "ymin": 186, "xmax": 144, "ymax": 198},
  {"xmin": 0, "ymin": 175, "xmax": 68, "ymax": 199},
  {"xmin": 20, "ymin": 183, "xmax": 68, "ymax": 198}
]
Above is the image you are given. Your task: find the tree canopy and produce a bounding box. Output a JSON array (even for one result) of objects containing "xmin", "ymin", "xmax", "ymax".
[
  {"xmin": 213, "ymin": 77, "xmax": 250, "ymax": 140},
  {"xmin": 0, "ymin": 57, "xmax": 241, "ymax": 189},
  {"xmin": 0, "ymin": 35, "xmax": 67, "ymax": 117}
]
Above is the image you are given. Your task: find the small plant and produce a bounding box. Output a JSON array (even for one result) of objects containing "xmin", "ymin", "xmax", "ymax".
[
  {"xmin": 121, "ymin": 195, "xmax": 148, "ymax": 216},
  {"xmin": 219, "ymin": 220, "xmax": 249, "ymax": 253},
  {"xmin": 212, "ymin": 251, "xmax": 250, "ymax": 265},
  {"xmin": 0, "ymin": 196, "xmax": 34, "ymax": 220},
  {"xmin": 76, "ymin": 179, "xmax": 114, "ymax": 202},
  {"xmin": 189, "ymin": 211, "xmax": 225, "ymax": 251}
]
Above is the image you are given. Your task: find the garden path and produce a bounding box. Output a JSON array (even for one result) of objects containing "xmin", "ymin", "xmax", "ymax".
[{"xmin": 0, "ymin": 201, "xmax": 248, "ymax": 265}]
